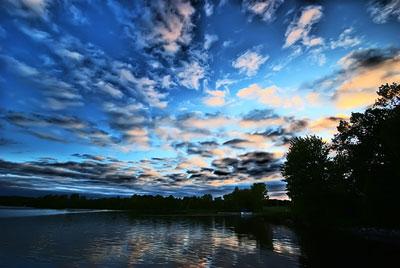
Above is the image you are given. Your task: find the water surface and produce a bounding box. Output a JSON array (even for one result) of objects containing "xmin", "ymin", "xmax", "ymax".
[{"xmin": 0, "ymin": 208, "xmax": 398, "ymax": 267}]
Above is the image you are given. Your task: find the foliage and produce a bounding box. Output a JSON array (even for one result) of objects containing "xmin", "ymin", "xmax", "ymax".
[
  {"xmin": 0, "ymin": 183, "xmax": 271, "ymax": 213},
  {"xmin": 223, "ymin": 183, "xmax": 268, "ymax": 211},
  {"xmin": 282, "ymin": 83, "xmax": 400, "ymax": 226}
]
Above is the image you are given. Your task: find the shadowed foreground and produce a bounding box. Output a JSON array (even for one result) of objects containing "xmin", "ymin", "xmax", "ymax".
[{"xmin": 1, "ymin": 209, "xmax": 400, "ymax": 267}]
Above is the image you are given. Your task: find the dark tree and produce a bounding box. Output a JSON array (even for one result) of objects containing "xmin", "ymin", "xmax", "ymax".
[
  {"xmin": 281, "ymin": 136, "xmax": 332, "ymax": 221},
  {"xmin": 332, "ymin": 83, "xmax": 400, "ymax": 225},
  {"xmin": 222, "ymin": 183, "xmax": 269, "ymax": 211},
  {"xmin": 282, "ymin": 83, "xmax": 400, "ymax": 226}
]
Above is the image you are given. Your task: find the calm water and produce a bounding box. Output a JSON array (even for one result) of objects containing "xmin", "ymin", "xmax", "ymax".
[{"xmin": 0, "ymin": 208, "xmax": 399, "ymax": 267}]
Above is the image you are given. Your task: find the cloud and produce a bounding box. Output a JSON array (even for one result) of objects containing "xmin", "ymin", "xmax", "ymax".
[
  {"xmin": 96, "ymin": 81, "xmax": 124, "ymax": 99},
  {"xmin": 0, "ymin": 158, "xmax": 145, "ymax": 196},
  {"xmin": 367, "ymin": 0, "xmax": 400, "ymax": 24},
  {"xmin": 0, "ymin": 137, "xmax": 17, "ymax": 146},
  {"xmin": 119, "ymin": 68, "xmax": 168, "ymax": 108},
  {"xmin": 204, "ymin": 0, "xmax": 214, "ymax": 16},
  {"xmin": 2, "ymin": 56, "xmax": 39, "ymax": 77},
  {"xmin": 215, "ymin": 78, "xmax": 237, "ymax": 89},
  {"xmin": 284, "ymin": 5, "xmax": 323, "ymax": 48},
  {"xmin": 2, "ymin": 51, "xmax": 85, "ymax": 111},
  {"xmin": 232, "ymin": 50, "xmax": 269, "ymax": 76},
  {"xmin": 3, "ymin": 111, "xmax": 116, "ymax": 147},
  {"xmin": 222, "ymin": 40, "xmax": 233, "ymax": 47},
  {"xmin": 211, "ymin": 151, "xmax": 282, "ymax": 179},
  {"xmin": 139, "ymin": 0, "xmax": 196, "ymax": 55},
  {"xmin": 308, "ymin": 47, "xmax": 326, "ymax": 66},
  {"xmin": 308, "ymin": 115, "xmax": 348, "ymax": 134},
  {"xmin": 173, "ymin": 141, "xmax": 219, "ymax": 158},
  {"xmin": 161, "ymin": 75, "xmax": 175, "ymax": 88},
  {"xmin": 71, "ymin": 153, "xmax": 105, "ymax": 161},
  {"xmin": 178, "ymin": 60, "xmax": 206, "ymax": 90},
  {"xmin": 223, "ymin": 138, "xmax": 251, "ymax": 149},
  {"xmin": 236, "ymin": 84, "xmax": 304, "ymax": 108},
  {"xmin": 177, "ymin": 156, "xmax": 209, "ymax": 170},
  {"xmin": 239, "ymin": 109, "xmax": 308, "ymax": 138},
  {"xmin": 4, "ymin": 0, "xmax": 51, "ymax": 19},
  {"xmin": 203, "ymin": 89, "xmax": 227, "ymax": 107},
  {"xmin": 243, "ymin": 0, "xmax": 285, "ymax": 22},
  {"xmin": 101, "ymin": 102, "xmax": 152, "ymax": 150},
  {"xmin": 242, "ymin": 109, "xmax": 277, "ymax": 121},
  {"xmin": 330, "ymin": 28, "xmax": 362, "ymax": 49},
  {"xmin": 67, "ymin": 4, "xmax": 89, "ymax": 25},
  {"xmin": 204, "ymin": 34, "xmax": 218, "ymax": 50},
  {"xmin": 313, "ymin": 48, "xmax": 400, "ymax": 109}
]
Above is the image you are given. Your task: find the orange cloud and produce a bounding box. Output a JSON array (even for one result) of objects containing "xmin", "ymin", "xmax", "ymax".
[
  {"xmin": 334, "ymin": 52, "xmax": 400, "ymax": 109},
  {"xmin": 203, "ymin": 89, "xmax": 227, "ymax": 107},
  {"xmin": 236, "ymin": 84, "xmax": 309, "ymax": 109},
  {"xmin": 309, "ymin": 115, "xmax": 348, "ymax": 134}
]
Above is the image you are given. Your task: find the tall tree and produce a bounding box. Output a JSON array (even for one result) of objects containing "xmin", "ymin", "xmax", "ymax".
[
  {"xmin": 281, "ymin": 136, "xmax": 332, "ymax": 221},
  {"xmin": 333, "ymin": 83, "xmax": 400, "ymax": 225}
]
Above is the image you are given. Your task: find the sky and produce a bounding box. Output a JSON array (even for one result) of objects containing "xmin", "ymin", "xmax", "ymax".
[{"xmin": 0, "ymin": 0, "xmax": 400, "ymax": 199}]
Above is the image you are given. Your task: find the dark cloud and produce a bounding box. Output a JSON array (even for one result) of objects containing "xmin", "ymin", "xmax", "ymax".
[
  {"xmin": 213, "ymin": 169, "xmax": 231, "ymax": 176},
  {"xmin": 212, "ymin": 151, "xmax": 281, "ymax": 179},
  {"xmin": 242, "ymin": 108, "xmax": 278, "ymax": 121},
  {"xmin": 3, "ymin": 111, "xmax": 116, "ymax": 146},
  {"xmin": 303, "ymin": 47, "xmax": 400, "ymax": 93},
  {"xmin": 212, "ymin": 157, "xmax": 240, "ymax": 169},
  {"xmin": 71, "ymin": 153, "xmax": 105, "ymax": 161},
  {"xmin": 173, "ymin": 140, "xmax": 219, "ymax": 157},
  {"xmin": 0, "ymin": 137, "xmax": 17, "ymax": 146},
  {"xmin": 0, "ymin": 158, "xmax": 138, "ymax": 191},
  {"xmin": 341, "ymin": 47, "xmax": 400, "ymax": 70},
  {"xmin": 223, "ymin": 138, "xmax": 249, "ymax": 148},
  {"xmin": 285, "ymin": 117, "xmax": 308, "ymax": 132},
  {"xmin": 254, "ymin": 128, "xmax": 285, "ymax": 137}
]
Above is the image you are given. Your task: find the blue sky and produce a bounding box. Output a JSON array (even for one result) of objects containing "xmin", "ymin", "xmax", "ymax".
[{"xmin": 1, "ymin": 0, "xmax": 400, "ymax": 198}]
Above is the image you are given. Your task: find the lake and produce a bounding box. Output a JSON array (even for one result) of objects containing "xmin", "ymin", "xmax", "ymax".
[{"xmin": 0, "ymin": 208, "xmax": 399, "ymax": 267}]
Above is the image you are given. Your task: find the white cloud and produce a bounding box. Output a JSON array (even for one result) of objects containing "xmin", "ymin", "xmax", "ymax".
[
  {"xmin": 19, "ymin": 26, "xmax": 50, "ymax": 42},
  {"xmin": 309, "ymin": 47, "xmax": 326, "ymax": 66},
  {"xmin": 204, "ymin": 34, "xmax": 218, "ymax": 50},
  {"xmin": 68, "ymin": 5, "xmax": 89, "ymax": 25},
  {"xmin": 56, "ymin": 49, "xmax": 84, "ymax": 61},
  {"xmin": 119, "ymin": 68, "xmax": 168, "ymax": 108},
  {"xmin": 222, "ymin": 40, "xmax": 233, "ymax": 47},
  {"xmin": 46, "ymin": 97, "xmax": 83, "ymax": 110},
  {"xmin": 284, "ymin": 5, "xmax": 323, "ymax": 48},
  {"xmin": 367, "ymin": 0, "xmax": 400, "ymax": 24},
  {"xmin": 5, "ymin": 0, "xmax": 50, "ymax": 19},
  {"xmin": 216, "ymin": 78, "xmax": 237, "ymax": 89},
  {"xmin": 4, "ymin": 56, "xmax": 39, "ymax": 77},
  {"xmin": 161, "ymin": 75, "xmax": 175, "ymax": 89},
  {"xmin": 204, "ymin": 0, "xmax": 214, "ymax": 16},
  {"xmin": 178, "ymin": 61, "xmax": 206, "ymax": 90},
  {"xmin": 97, "ymin": 81, "xmax": 124, "ymax": 99},
  {"xmin": 243, "ymin": 0, "xmax": 284, "ymax": 22},
  {"xmin": 330, "ymin": 28, "xmax": 361, "ymax": 49},
  {"xmin": 232, "ymin": 50, "xmax": 269, "ymax": 76}
]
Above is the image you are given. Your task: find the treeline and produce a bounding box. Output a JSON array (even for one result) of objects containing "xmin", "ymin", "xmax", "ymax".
[
  {"xmin": 282, "ymin": 83, "xmax": 400, "ymax": 227},
  {"xmin": 0, "ymin": 183, "xmax": 288, "ymax": 212}
]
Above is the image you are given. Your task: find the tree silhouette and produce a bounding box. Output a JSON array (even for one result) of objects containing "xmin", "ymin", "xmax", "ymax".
[
  {"xmin": 281, "ymin": 136, "xmax": 333, "ymax": 221},
  {"xmin": 333, "ymin": 83, "xmax": 400, "ymax": 225},
  {"xmin": 282, "ymin": 83, "xmax": 400, "ymax": 226}
]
